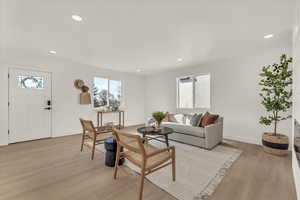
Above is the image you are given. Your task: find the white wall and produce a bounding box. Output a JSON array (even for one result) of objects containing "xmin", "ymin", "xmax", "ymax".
[
  {"xmin": 0, "ymin": 51, "xmax": 145, "ymax": 146},
  {"xmin": 145, "ymin": 46, "xmax": 292, "ymax": 145},
  {"xmin": 293, "ymin": 0, "xmax": 300, "ymax": 198},
  {"xmin": 0, "ymin": 0, "xmax": 5, "ymax": 58}
]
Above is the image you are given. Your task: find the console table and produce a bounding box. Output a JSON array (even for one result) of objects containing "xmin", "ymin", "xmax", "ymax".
[{"xmin": 97, "ymin": 110, "xmax": 125, "ymax": 129}]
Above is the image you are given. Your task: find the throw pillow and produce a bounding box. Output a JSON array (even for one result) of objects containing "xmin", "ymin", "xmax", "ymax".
[
  {"xmin": 199, "ymin": 112, "xmax": 209, "ymax": 127},
  {"xmin": 174, "ymin": 114, "xmax": 184, "ymax": 124},
  {"xmin": 200, "ymin": 112, "xmax": 219, "ymax": 127},
  {"xmin": 168, "ymin": 114, "xmax": 177, "ymax": 122},
  {"xmin": 190, "ymin": 113, "xmax": 202, "ymax": 126},
  {"xmin": 185, "ymin": 113, "xmax": 195, "ymax": 125},
  {"xmin": 185, "ymin": 114, "xmax": 191, "ymax": 125}
]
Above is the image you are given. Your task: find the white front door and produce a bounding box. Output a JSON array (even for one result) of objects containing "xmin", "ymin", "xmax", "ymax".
[{"xmin": 9, "ymin": 69, "xmax": 52, "ymax": 143}]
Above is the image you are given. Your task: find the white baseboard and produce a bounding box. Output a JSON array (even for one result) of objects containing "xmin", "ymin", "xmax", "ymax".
[
  {"xmin": 52, "ymin": 124, "xmax": 143, "ymax": 138},
  {"xmin": 293, "ymin": 151, "xmax": 300, "ymax": 199},
  {"xmin": 52, "ymin": 132, "xmax": 81, "ymax": 138},
  {"xmin": 224, "ymin": 135, "xmax": 261, "ymax": 146}
]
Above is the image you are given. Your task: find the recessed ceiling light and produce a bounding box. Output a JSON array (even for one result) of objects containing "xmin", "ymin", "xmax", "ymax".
[
  {"xmin": 49, "ymin": 50, "xmax": 57, "ymax": 54},
  {"xmin": 177, "ymin": 58, "xmax": 183, "ymax": 62},
  {"xmin": 264, "ymin": 34, "xmax": 274, "ymax": 39},
  {"xmin": 136, "ymin": 69, "xmax": 142, "ymax": 72},
  {"xmin": 72, "ymin": 15, "xmax": 83, "ymax": 22}
]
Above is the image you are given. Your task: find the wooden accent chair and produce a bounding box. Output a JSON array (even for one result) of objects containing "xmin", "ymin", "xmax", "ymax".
[
  {"xmin": 79, "ymin": 118, "xmax": 112, "ymax": 160},
  {"xmin": 113, "ymin": 129, "xmax": 176, "ymax": 200}
]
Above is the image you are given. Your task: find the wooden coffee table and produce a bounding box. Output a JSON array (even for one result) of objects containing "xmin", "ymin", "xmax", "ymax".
[{"xmin": 137, "ymin": 127, "xmax": 173, "ymax": 147}]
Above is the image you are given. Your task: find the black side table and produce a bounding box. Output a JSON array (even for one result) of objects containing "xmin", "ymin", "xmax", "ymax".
[{"xmin": 104, "ymin": 137, "xmax": 125, "ymax": 167}]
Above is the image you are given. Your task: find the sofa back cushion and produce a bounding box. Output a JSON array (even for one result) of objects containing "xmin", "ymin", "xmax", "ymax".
[
  {"xmin": 169, "ymin": 113, "xmax": 185, "ymax": 124},
  {"xmin": 200, "ymin": 112, "xmax": 219, "ymax": 127}
]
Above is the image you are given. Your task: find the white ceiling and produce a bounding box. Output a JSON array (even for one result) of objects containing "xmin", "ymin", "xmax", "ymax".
[{"xmin": 1, "ymin": 0, "xmax": 294, "ymax": 74}]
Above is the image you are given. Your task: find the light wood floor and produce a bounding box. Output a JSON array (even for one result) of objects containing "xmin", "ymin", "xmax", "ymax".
[{"xmin": 0, "ymin": 126, "xmax": 297, "ymax": 200}]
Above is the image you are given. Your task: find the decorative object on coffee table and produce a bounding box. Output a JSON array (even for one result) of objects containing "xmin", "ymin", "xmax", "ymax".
[
  {"xmin": 74, "ymin": 79, "xmax": 91, "ymax": 104},
  {"xmin": 137, "ymin": 126, "xmax": 173, "ymax": 147},
  {"xmin": 104, "ymin": 137, "xmax": 124, "ymax": 167},
  {"xmin": 259, "ymin": 54, "xmax": 292, "ymax": 156},
  {"xmin": 145, "ymin": 117, "xmax": 156, "ymax": 127},
  {"xmin": 152, "ymin": 111, "xmax": 167, "ymax": 129}
]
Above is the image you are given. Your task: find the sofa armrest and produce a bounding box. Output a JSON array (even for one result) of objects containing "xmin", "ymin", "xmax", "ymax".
[{"xmin": 204, "ymin": 121, "xmax": 223, "ymax": 149}]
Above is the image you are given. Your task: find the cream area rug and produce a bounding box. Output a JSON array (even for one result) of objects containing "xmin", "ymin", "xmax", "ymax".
[{"xmin": 95, "ymin": 140, "xmax": 242, "ymax": 200}]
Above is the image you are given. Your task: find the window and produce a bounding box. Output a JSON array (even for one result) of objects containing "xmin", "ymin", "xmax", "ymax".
[
  {"xmin": 178, "ymin": 76, "xmax": 194, "ymax": 108},
  {"xmin": 195, "ymin": 75, "xmax": 210, "ymax": 108},
  {"xmin": 17, "ymin": 76, "xmax": 44, "ymax": 89},
  {"xmin": 108, "ymin": 80, "xmax": 122, "ymax": 108},
  {"xmin": 93, "ymin": 77, "xmax": 122, "ymax": 108},
  {"xmin": 177, "ymin": 74, "xmax": 210, "ymax": 109},
  {"xmin": 93, "ymin": 77, "xmax": 108, "ymax": 107}
]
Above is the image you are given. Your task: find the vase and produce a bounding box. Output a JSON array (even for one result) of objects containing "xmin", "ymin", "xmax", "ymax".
[{"xmin": 156, "ymin": 121, "xmax": 162, "ymax": 129}]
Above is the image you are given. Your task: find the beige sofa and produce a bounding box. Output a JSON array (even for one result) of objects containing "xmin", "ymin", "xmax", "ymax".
[{"xmin": 161, "ymin": 113, "xmax": 223, "ymax": 149}]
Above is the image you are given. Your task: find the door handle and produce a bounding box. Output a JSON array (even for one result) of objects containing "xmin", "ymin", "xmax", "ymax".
[{"xmin": 44, "ymin": 107, "xmax": 52, "ymax": 110}]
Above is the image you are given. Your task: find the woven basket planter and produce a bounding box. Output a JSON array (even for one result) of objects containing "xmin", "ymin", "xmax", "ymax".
[{"xmin": 262, "ymin": 132, "xmax": 289, "ymax": 156}]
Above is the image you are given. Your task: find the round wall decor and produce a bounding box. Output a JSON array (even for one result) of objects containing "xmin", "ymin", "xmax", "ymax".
[{"xmin": 74, "ymin": 79, "xmax": 85, "ymax": 89}]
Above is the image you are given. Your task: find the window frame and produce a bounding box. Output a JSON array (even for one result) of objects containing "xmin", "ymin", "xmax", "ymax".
[
  {"xmin": 176, "ymin": 74, "xmax": 211, "ymax": 109},
  {"xmin": 92, "ymin": 77, "xmax": 122, "ymax": 109}
]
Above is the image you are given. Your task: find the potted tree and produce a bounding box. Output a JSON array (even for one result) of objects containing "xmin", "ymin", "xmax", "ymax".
[{"xmin": 259, "ymin": 54, "xmax": 292, "ymax": 156}]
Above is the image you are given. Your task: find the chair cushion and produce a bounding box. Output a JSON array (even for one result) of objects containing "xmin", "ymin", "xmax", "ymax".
[
  {"xmin": 95, "ymin": 132, "xmax": 112, "ymax": 141},
  {"xmin": 162, "ymin": 122, "xmax": 205, "ymax": 137},
  {"xmin": 124, "ymin": 143, "xmax": 172, "ymax": 170}
]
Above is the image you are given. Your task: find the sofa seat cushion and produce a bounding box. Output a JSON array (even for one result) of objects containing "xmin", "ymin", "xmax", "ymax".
[
  {"xmin": 168, "ymin": 132, "xmax": 206, "ymax": 148},
  {"xmin": 162, "ymin": 122, "xmax": 205, "ymax": 138}
]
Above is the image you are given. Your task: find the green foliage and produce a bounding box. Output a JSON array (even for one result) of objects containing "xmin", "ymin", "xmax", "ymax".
[
  {"xmin": 152, "ymin": 111, "xmax": 167, "ymax": 123},
  {"xmin": 259, "ymin": 54, "xmax": 293, "ymax": 135}
]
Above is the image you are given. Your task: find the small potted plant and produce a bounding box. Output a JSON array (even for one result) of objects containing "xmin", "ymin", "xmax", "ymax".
[
  {"xmin": 152, "ymin": 111, "xmax": 167, "ymax": 129},
  {"xmin": 259, "ymin": 54, "xmax": 292, "ymax": 156}
]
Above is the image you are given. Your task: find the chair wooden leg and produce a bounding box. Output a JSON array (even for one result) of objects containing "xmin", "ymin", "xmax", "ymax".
[
  {"xmin": 172, "ymin": 149, "xmax": 176, "ymax": 182},
  {"xmin": 114, "ymin": 145, "xmax": 121, "ymax": 179},
  {"xmin": 91, "ymin": 138, "xmax": 96, "ymax": 160},
  {"xmin": 80, "ymin": 133, "xmax": 85, "ymax": 152},
  {"xmin": 138, "ymin": 169, "xmax": 146, "ymax": 200}
]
